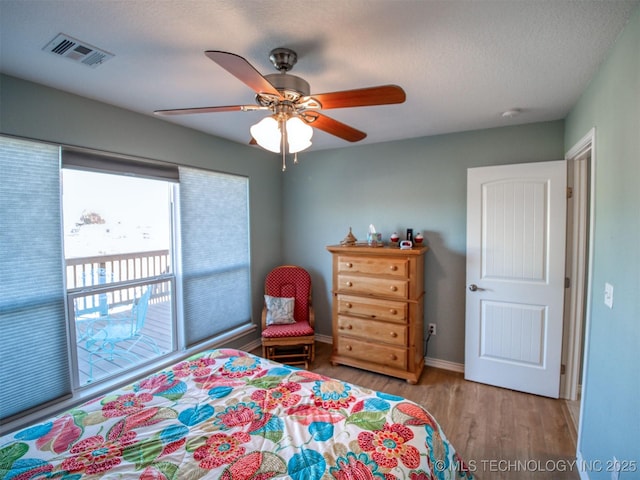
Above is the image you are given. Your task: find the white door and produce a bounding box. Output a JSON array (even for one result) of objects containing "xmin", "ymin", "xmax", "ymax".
[{"xmin": 465, "ymin": 161, "xmax": 566, "ymax": 398}]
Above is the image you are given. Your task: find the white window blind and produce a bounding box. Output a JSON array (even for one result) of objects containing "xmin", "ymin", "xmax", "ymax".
[
  {"xmin": 0, "ymin": 137, "xmax": 70, "ymax": 420},
  {"xmin": 0, "ymin": 141, "xmax": 253, "ymax": 425},
  {"xmin": 179, "ymin": 167, "xmax": 251, "ymax": 347}
]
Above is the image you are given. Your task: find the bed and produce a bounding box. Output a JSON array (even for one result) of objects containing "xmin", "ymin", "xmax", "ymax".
[{"xmin": 1, "ymin": 348, "xmax": 473, "ymax": 479}]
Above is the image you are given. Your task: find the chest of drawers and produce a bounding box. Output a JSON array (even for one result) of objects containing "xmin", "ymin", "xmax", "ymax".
[{"xmin": 326, "ymin": 245, "xmax": 427, "ymax": 384}]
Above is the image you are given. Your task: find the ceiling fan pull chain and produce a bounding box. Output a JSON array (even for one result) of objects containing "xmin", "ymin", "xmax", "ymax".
[
  {"xmin": 280, "ymin": 117, "xmax": 287, "ymax": 171},
  {"xmin": 293, "ymin": 152, "xmax": 299, "ymax": 165}
]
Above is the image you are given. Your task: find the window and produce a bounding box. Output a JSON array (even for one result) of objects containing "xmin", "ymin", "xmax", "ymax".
[
  {"xmin": 0, "ymin": 137, "xmax": 254, "ymax": 429},
  {"xmin": 62, "ymin": 169, "xmax": 176, "ymax": 386}
]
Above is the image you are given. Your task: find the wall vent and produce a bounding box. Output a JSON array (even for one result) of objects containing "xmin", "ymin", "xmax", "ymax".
[{"xmin": 43, "ymin": 33, "xmax": 114, "ymax": 68}]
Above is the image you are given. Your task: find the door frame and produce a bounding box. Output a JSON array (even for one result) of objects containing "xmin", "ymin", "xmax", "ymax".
[
  {"xmin": 561, "ymin": 135, "xmax": 592, "ymax": 401},
  {"xmin": 562, "ymin": 128, "xmax": 596, "ymax": 453}
]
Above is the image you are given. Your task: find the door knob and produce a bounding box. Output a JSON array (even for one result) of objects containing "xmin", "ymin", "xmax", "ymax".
[{"xmin": 468, "ymin": 284, "xmax": 484, "ymax": 292}]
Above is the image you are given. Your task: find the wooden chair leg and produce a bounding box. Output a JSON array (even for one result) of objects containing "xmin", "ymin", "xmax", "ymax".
[{"xmin": 261, "ymin": 341, "xmax": 315, "ymax": 369}]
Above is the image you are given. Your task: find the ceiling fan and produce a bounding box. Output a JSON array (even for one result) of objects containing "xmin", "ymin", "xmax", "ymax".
[{"xmin": 154, "ymin": 48, "xmax": 406, "ymax": 169}]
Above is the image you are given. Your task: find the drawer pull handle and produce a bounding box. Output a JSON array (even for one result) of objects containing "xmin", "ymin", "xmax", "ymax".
[
  {"xmin": 390, "ymin": 265, "xmax": 398, "ymax": 271},
  {"xmin": 390, "ymin": 354, "xmax": 398, "ymax": 360},
  {"xmin": 346, "ymin": 281, "xmax": 353, "ymax": 287},
  {"xmin": 389, "ymin": 309, "xmax": 397, "ymax": 315},
  {"xmin": 347, "ymin": 325, "xmax": 353, "ymax": 330},
  {"xmin": 346, "ymin": 262, "xmax": 353, "ymax": 268},
  {"xmin": 346, "ymin": 345, "xmax": 352, "ymax": 351},
  {"xmin": 390, "ymin": 332, "xmax": 398, "ymax": 338},
  {"xmin": 390, "ymin": 286, "xmax": 398, "ymax": 292},
  {"xmin": 345, "ymin": 303, "xmax": 352, "ymax": 308}
]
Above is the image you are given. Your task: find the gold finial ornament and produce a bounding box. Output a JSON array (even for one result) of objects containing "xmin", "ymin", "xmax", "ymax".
[{"xmin": 340, "ymin": 227, "xmax": 357, "ymax": 246}]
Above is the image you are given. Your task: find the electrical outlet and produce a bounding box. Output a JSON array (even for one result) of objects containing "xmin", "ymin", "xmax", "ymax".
[{"xmin": 428, "ymin": 323, "xmax": 436, "ymax": 336}]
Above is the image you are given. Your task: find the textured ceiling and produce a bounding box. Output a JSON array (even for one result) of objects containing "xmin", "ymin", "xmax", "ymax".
[{"xmin": 1, "ymin": 0, "xmax": 638, "ymax": 151}]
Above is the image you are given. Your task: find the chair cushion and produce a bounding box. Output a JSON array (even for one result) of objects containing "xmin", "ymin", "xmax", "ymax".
[
  {"xmin": 264, "ymin": 295, "xmax": 296, "ymax": 325},
  {"xmin": 262, "ymin": 320, "xmax": 314, "ymax": 338},
  {"xmin": 265, "ymin": 266, "xmax": 311, "ymax": 323}
]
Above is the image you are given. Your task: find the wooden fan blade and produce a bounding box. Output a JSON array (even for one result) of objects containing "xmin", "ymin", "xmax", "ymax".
[
  {"xmin": 302, "ymin": 112, "xmax": 367, "ymax": 142},
  {"xmin": 154, "ymin": 105, "xmax": 265, "ymax": 116},
  {"xmin": 310, "ymin": 85, "xmax": 406, "ymax": 109},
  {"xmin": 205, "ymin": 50, "xmax": 283, "ymax": 98}
]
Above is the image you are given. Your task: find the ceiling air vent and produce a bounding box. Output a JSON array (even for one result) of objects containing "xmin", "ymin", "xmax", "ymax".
[{"xmin": 43, "ymin": 33, "xmax": 114, "ymax": 68}]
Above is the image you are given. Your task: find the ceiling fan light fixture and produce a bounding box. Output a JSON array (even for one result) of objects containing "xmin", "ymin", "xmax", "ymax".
[
  {"xmin": 250, "ymin": 116, "xmax": 281, "ymax": 153},
  {"xmin": 286, "ymin": 116, "xmax": 313, "ymax": 153},
  {"xmin": 250, "ymin": 114, "xmax": 313, "ymax": 156}
]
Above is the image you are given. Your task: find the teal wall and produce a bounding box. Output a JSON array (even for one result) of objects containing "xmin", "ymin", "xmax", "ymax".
[
  {"xmin": 0, "ymin": 72, "xmax": 564, "ymax": 365},
  {"xmin": 565, "ymin": 5, "xmax": 639, "ymax": 476},
  {"xmin": 282, "ymin": 121, "xmax": 564, "ymax": 364},
  {"xmin": 0, "ymin": 74, "xmax": 283, "ymax": 347}
]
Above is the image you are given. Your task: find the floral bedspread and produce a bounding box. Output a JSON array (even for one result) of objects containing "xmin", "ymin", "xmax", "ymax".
[{"xmin": 1, "ymin": 349, "xmax": 473, "ymax": 479}]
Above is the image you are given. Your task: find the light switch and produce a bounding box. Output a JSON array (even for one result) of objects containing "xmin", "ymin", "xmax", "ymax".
[{"xmin": 604, "ymin": 282, "xmax": 614, "ymax": 309}]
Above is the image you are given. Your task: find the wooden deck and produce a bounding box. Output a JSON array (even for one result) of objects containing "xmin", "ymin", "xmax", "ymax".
[{"xmin": 76, "ymin": 301, "xmax": 173, "ymax": 386}]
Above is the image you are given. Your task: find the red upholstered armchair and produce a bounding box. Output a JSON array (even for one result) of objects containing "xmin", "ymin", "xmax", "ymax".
[{"xmin": 261, "ymin": 265, "xmax": 315, "ymax": 368}]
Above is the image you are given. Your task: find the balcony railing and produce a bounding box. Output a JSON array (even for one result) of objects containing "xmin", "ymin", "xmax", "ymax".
[
  {"xmin": 66, "ymin": 250, "xmax": 170, "ymax": 314},
  {"xmin": 66, "ymin": 250, "xmax": 173, "ymax": 385}
]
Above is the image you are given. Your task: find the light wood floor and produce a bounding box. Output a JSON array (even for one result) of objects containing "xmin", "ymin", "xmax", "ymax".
[{"xmin": 256, "ymin": 342, "xmax": 579, "ymax": 480}]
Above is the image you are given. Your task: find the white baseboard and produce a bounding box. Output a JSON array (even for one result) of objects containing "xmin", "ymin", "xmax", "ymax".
[
  {"xmin": 315, "ymin": 334, "xmax": 332, "ymax": 344},
  {"xmin": 240, "ymin": 338, "xmax": 262, "ymax": 352},
  {"xmin": 424, "ymin": 357, "xmax": 465, "ymax": 373},
  {"xmin": 242, "ymin": 335, "xmax": 465, "ymax": 374}
]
